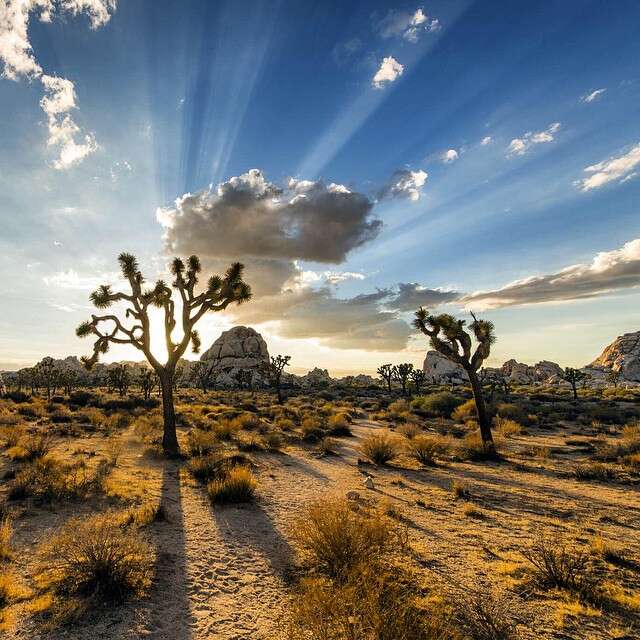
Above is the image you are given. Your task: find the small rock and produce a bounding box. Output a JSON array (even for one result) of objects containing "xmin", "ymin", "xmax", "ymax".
[{"xmin": 363, "ymin": 476, "xmax": 375, "ymax": 490}]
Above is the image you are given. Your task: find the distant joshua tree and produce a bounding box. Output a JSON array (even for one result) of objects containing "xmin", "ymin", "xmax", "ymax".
[
  {"xmin": 76, "ymin": 253, "xmax": 251, "ymax": 456},
  {"xmin": 377, "ymin": 364, "xmax": 394, "ymax": 392},
  {"xmin": 234, "ymin": 369, "xmax": 253, "ymax": 391},
  {"xmin": 606, "ymin": 369, "xmax": 621, "ymax": 389},
  {"xmin": 190, "ymin": 360, "xmax": 221, "ymax": 393},
  {"xmin": 60, "ymin": 369, "xmax": 78, "ymax": 396},
  {"xmin": 108, "ymin": 364, "xmax": 131, "ymax": 397},
  {"xmin": 560, "ymin": 367, "xmax": 587, "ymax": 400},
  {"xmin": 409, "ymin": 368, "xmax": 426, "ymax": 395},
  {"xmin": 393, "ymin": 363, "xmax": 414, "ymax": 397},
  {"xmin": 37, "ymin": 357, "xmax": 59, "ymax": 400},
  {"xmin": 138, "ymin": 369, "xmax": 157, "ymax": 401},
  {"xmin": 260, "ymin": 355, "xmax": 291, "ymax": 404},
  {"xmin": 414, "ymin": 308, "xmax": 496, "ymax": 448}
]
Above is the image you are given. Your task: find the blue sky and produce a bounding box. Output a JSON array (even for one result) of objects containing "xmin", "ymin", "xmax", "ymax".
[{"xmin": 1, "ymin": 0, "xmax": 639, "ymax": 374}]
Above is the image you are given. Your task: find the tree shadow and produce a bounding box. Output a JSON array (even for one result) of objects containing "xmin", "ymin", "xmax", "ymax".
[{"xmin": 143, "ymin": 461, "xmax": 195, "ymax": 639}]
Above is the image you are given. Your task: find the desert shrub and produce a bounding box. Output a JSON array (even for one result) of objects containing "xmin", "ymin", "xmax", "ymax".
[
  {"xmin": 451, "ymin": 480, "xmax": 470, "ymax": 499},
  {"xmin": 453, "ymin": 585, "xmax": 518, "ymax": 640},
  {"xmin": 0, "ymin": 517, "xmax": 12, "ymax": 561},
  {"xmin": 360, "ymin": 433, "xmax": 401, "ymax": 465},
  {"xmin": 105, "ymin": 436, "xmax": 124, "ymax": 466},
  {"xmin": 452, "ymin": 398, "xmax": 477, "ymax": 423},
  {"xmin": 454, "ymin": 431, "xmax": 498, "ymax": 461},
  {"xmin": 317, "ymin": 436, "xmax": 337, "ymax": 456},
  {"xmin": 495, "ymin": 403, "xmax": 528, "ymax": 424},
  {"xmin": 397, "ymin": 422, "xmax": 421, "ymax": 439},
  {"xmin": 521, "ymin": 537, "xmax": 598, "ymax": 598},
  {"xmin": 301, "ymin": 417, "xmax": 326, "ymax": 442},
  {"xmin": 495, "ymin": 417, "xmax": 523, "ymax": 437},
  {"xmin": 263, "ymin": 431, "xmax": 284, "ymax": 452},
  {"xmin": 7, "ymin": 432, "xmax": 53, "ymax": 462},
  {"xmin": 211, "ymin": 419, "xmax": 239, "ymax": 441},
  {"xmin": 574, "ymin": 462, "xmax": 617, "ymax": 482},
  {"xmin": 412, "ymin": 392, "xmax": 463, "ymax": 418},
  {"xmin": 5, "ymin": 390, "xmax": 30, "ymax": 403},
  {"xmin": 407, "ymin": 435, "xmax": 448, "ymax": 466},
  {"xmin": 386, "ymin": 399, "xmax": 412, "ymax": 422},
  {"xmin": 0, "ymin": 424, "xmax": 26, "ymax": 449},
  {"xmin": 68, "ymin": 390, "xmax": 97, "ymax": 407},
  {"xmin": 35, "ymin": 513, "xmax": 153, "ymax": 624},
  {"xmin": 9, "ymin": 457, "xmax": 107, "ymax": 503},
  {"xmin": 233, "ymin": 412, "xmax": 262, "ymax": 431},
  {"xmin": 49, "ymin": 407, "xmax": 73, "ymax": 423},
  {"xmin": 207, "ymin": 466, "xmax": 256, "ymax": 504},
  {"xmin": 132, "ymin": 415, "xmax": 162, "ymax": 443},
  {"xmin": 584, "ymin": 404, "xmax": 625, "ymax": 425},
  {"xmin": 188, "ymin": 452, "xmax": 226, "ymax": 484},
  {"xmin": 187, "ymin": 428, "xmax": 218, "ymax": 457},
  {"xmin": 327, "ymin": 413, "xmax": 352, "ymax": 437},
  {"xmin": 274, "ymin": 416, "xmax": 296, "ymax": 432},
  {"xmin": 292, "ymin": 497, "xmax": 396, "ymax": 580},
  {"xmin": 286, "ymin": 564, "xmax": 454, "ymax": 640},
  {"xmin": 17, "ymin": 403, "xmax": 45, "ymax": 419}
]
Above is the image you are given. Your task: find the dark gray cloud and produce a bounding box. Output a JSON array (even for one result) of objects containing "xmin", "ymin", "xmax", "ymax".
[
  {"xmin": 387, "ymin": 282, "xmax": 460, "ymax": 311},
  {"xmin": 462, "ymin": 238, "xmax": 640, "ymax": 309},
  {"xmin": 157, "ymin": 169, "xmax": 381, "ymax": 264}
]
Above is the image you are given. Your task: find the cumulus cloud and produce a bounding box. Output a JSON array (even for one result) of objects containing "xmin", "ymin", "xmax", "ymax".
[
  {"xmin": 377, "ymin": 7, "xmax": 440, "ymax": 42},
  {"xmin": 461, "ymin": 238, "xmax": 640, "ymax": 309},
  {"xmin": 507, "ymin": 122, "xmax": 560, "ymax": 156},
  {"xmin": 377, "ymin": 168, "xmax": 428, "ymax": 201},
  {"xmin": 441, "ymin": 149, "xmax": 459, "ymax": 163},
  {"xmin": 581, "ymin": 88, "xmax": 606, "ymax": 103},
  {"xmin": 480, "ymin": 136, "xmax": 492, "ymax": 146},
  {"xmin": 575, "ymin": 143, "xmax": 640, "ymax": 191},
  {"xmin": 372, "ymin": 56, "xmax": 403, "ymax": 89},
  {"xmin": 0, "ymin": 0, "xmax": 115, "ymax": 168}
]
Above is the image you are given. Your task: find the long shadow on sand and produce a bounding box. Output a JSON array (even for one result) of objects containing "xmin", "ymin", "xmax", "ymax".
[{"xmin": 144, "ymin": 461, "xmax": 196, "ymax": 639}]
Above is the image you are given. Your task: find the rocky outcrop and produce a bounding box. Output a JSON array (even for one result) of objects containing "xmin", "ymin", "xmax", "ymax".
[
  {"xmin": 200, "ymin": 326, "xmax": 269, "ymax": 387},
  {"xmin": 422, "ymin": 350, "xmax": 467, "ymax": 385},
  {"xmin": 297, "ymin": 367, "xmax": 333, "ymax": 388},
  {"xmin": 589, "ymin": 331, "xmax": 640, "ymax": 382}
]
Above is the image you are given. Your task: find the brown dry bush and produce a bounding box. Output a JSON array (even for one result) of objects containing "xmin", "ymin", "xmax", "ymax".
[
  {"xmin": 397, "ymin": 422, "xmax": 421, "ymax": 439},
  {"xmin": 186, "ymin": 428, "xmax": 219, "ymax": 457},
  {"xmin": 207, "ymin": 466, "xmax": 256, "ymax": 505},
  {"xmin": 263, "ymin": 431, "xmax": 284, "ymax": 452},
  {"xmin": 327, "ymin": 413, "xmax": 352, "ymax": 437},
  {"xmin": 406, "ymin": 435, "xmax": 449, "ymax": 466},
  {"xmin": 7, "ymin": 432, "xmax": 53, "ymax": 462},
  {"xmin": 360, "ymin": 433, "xmax": 401, "ymax": 465},
  {"xmin": 452, "ymin": 584, "xmax": 519, "ymax": 640},
  {"xmin": 35, "ymin": 512, "xmax": 153, "ymax": 625},
  {"xmin": 301, "ymin": 416, "xmax": 326, "ymax": 442}
]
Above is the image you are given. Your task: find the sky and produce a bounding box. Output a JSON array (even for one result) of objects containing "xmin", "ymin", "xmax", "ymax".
[{"xmin": 0, "ymin": 0, "xmax": 639, "ymax": 376}]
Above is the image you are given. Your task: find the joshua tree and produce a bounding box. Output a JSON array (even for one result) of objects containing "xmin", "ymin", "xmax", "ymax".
[
  {"xmin": 234, "ymin": 368, "xmax": 253, "ymax": 390},
  {"xmin": 138, "ymin": 369, "xmax": 157, "ymax": 401},
  {"xmin": 60, "ymin": 369, "xmax": 78, "ymax": 396},
  {"xmin": 409, "ymin": 368, "xmax": 426, "ymax": 395},
  {"xmin": 76, "ymin": 253, "xmax": 251, "ymax": 456},
  {"xmin": 377, "ymin": 364, "xmax": 394, "ymax": 392},
  {"xmin": 108, "ymin": 364, "xmax": 131, "ymax": 397},
  {"xmin": 414, "ymin": 308, "xmax": 496, "ymax": 447},
  {"xmin": 607, "ymin": 369, "xmax": 621, "ymax": 389},
  {"xmin": 190, "ymin": 360, "xmax": 220, "ymax": 393},
  {"xmin": 393, "ymin": 363, "xmax": 414, "ymax": 396},
  {"xmin": 560, "ymin": 367, "xmax": 587, "ymax": 400},
  {"xmin": 260, "ymin": 355, "xmax": 291, "ymax": 404},
  {"xmin": 37, "ymin": 357, "xmax": 59, "ymax": 400}
]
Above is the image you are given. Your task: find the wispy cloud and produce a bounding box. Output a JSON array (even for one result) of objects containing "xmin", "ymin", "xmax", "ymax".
[
  {"xmin": 377, "ymin": 7, "xmax": 440, "ymax": 42},
  {"xmin": 377, "ymin": 168, "xmax": 428, "ymax": 201},
  {"xmin": 581, "ymin": 88, "xmax": 606, "ymax": 103},
  {"xmin": 0, "ymin": 0, "xmax": 116, "ymax": 168},
  {"xmin": 462, "ymin": 238, "xmax": 640, "ymax": 309},
  {"xmin": 372, "ymin": 56, "xmax": 404, "ymax": 89},
  {"xmin": 507, "ymin": 122, "xmax": 560, "ymax": 156},
  {"xmin": 575, "ymin": 143, "xmax": 640, "ymax": 191},
  {"xmin": 480, "ymin": 136, "xmax": 492, "ymax": 146}
]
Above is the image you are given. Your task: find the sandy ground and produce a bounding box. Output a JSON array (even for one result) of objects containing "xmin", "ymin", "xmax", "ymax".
[{"xmin": 4, "ymin": 419, "xmax": 640, "ymax": 639}]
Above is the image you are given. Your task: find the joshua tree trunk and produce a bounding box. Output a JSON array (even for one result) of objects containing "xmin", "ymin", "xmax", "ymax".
[
  {"xmin": 468, "ymin": 368, "xmax": 493, "ymax": 446},
  {"xmin": 570, "ymin": 382, "xmax": 578, "ymax": 401},
  {"xmin": 276, "ymin": 381, "xmax": 283, "ymax": 404},
  {"xmin": 159, "ymin": 370, "xmax": 179, "ymax": 456}
]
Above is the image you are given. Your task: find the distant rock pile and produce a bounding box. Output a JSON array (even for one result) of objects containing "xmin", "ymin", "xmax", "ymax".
[
  {"xmin": 587, "ymin": 331, "xmax": 640, "ymax": 383},
  {"xmin": 200, "ymin": 326, "xmax": 270, "ymax": 387}
]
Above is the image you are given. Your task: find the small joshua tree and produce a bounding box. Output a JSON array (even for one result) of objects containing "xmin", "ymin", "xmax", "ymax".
[
  {"xmin": 190, "ymin": 360, "xmax": 220, "ymax": 393},
  {"xmin": 108, "ymin": 364, "xmax": 130, "ymax": 397},
  {"xmin": 393, "ymin": 363, "xmax": 414, "ymax": 397},
  {"xmin": 60, "ymin": 369, "xmax": 78, "ymax": 396},
  {"xmin": 409, "ymin": 368, "xmax": 426, "ymax": 395},
  {"xmin": 234, "ymin": 369, "xmax": 253, "ymax": 391},
  {"xmin": 377, "ymin": 364, "xmax": 394, "ymax": 392},
  {"xmin": 414, "ymin": 308, "xmax": 496, "ymax": 447},
  {"xmin": 560, "ymin": 367, "xmax": 587, "ymax": 401},
  {"xmin": 138, "ymin": 369, "xmax": 157, "ymax": 401},
  {"xmin": 260, "ymin": 355, "xmax": 291, "ymax": 404},
  {"xmin": 606, "ymin": 369, "xmax": 621, "ymax": 389},
  {"xmin": 37, "ymin": 356, "xmax": 59, "ymax": 400},
  {"xmin": 76, "ymin": 253, "xmax": 251, "ymax": 456}
]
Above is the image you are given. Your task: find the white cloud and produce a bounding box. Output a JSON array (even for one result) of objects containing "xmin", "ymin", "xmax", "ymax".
[
  {"xmin": 378, "ymin": 7, "xmax": 441, "ymax": 42},
  {"xmin": 441, "ymin": 149, "xmax": 459, "ymax": 163},
  {"xmin": 44, "ymin": 269, "xmax": 121, "ymax": 289},
  {"xmin": 462, "ymin": 238, "xmax": 640, "ymax": 309},
  {"xmin": 507, "ymin": 122, "xmax": 560, "ymax": 156},
  {"xmin": 581, "ymin": 88, "xmax": 606, "ymax": 103},
  {"xmin": 480, "ymin": 136, "xmax": 492, "ymax": 146},
  {"xmin": 576, "ymin": 143, "xmax": 640, "ymax": 191},
  {"xmin": 0, "ymin": 1, "xmax": 116, "ymax": 168},
  {"xmin": 372, "ymin": 56, "xmax": 403, "ymax": 89},
  {"xmin": 378, "ymin": 168, "xmax": 428, "ymax": 201}
]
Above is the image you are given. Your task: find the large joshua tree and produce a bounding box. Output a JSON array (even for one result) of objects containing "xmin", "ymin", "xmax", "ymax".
[
  {"xmin": 414, "ymin": 308, "xmax": 496, "ymax": 447},
  {"xmin": 76, "ymin": 253, "xmax": 251, "ymax": 456}
]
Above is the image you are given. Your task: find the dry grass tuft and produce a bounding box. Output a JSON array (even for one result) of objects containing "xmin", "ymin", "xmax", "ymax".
[
  {"xmin": 207, "ymin": 466, "xmax": 256, "ymax": 505},
  {"xmin": 360, "ymin": 433, "xmax": 401, "ymax": 465},
  {"xmin": 406, "ymin": 434, "xmax": 448, "ymax": 466}
]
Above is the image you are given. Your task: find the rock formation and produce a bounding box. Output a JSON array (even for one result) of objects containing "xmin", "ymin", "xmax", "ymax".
[
  {"xmin": 588, "ymin": 331, "xmax": 640, "ymax": 382},
  {"xmin": 200, "ymin": 326, "xmax": 270, "ymax": 387},
  {"xmin": 422, "ymin": 350, "xmax": 467, "ymax": 385}
]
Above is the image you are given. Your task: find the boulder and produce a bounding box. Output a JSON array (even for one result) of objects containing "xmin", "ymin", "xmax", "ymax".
[
  {"xmin": 589, "ymin": 331, "xmax": 640, "ymax": 382},
  {"xmin": 298, "ymin": 367, "xmax": 333, "ymax": 388},
  {"xmin": 200, "ymin": 326, "xmax": 269, "ymax": 387},
  {"xmin": 422, "ymin": 350, "xmax": 467, "ymax": 385}
]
